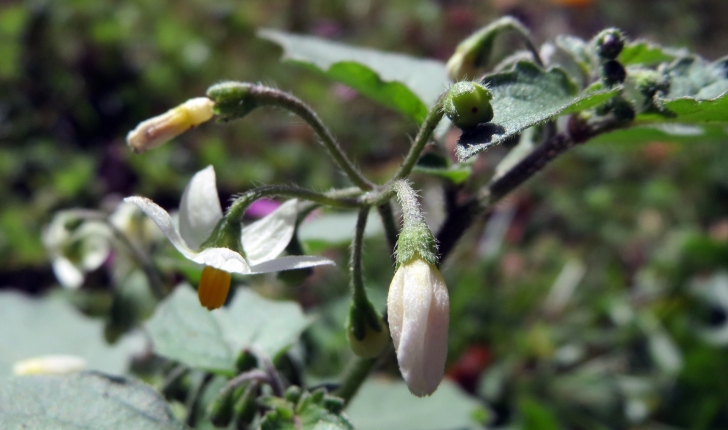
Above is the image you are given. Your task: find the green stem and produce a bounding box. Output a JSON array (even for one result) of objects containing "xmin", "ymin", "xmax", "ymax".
[
  {"xmin": 390, "ymin": 98, "xmax": 445, "ymax": 182},
  {"xmin": 350, "ymin": 207, "xmax": 369, "ymax": 306},
  {"xmin": 226, "ymin": 185, "xmax": 362, "ymax": 221},
  {"xmin": 336, "ymin": 343, "xmax": 393, "ymax": 406},
  {"xmin": 376, "ymin": 202, "xmax": 399, "ymax": 257},
  {"xmin": 392, "ymin": 180, "xmax": 425, "ymax": 228},
  {"xmin": 242, "ymin": 85, "xmax": 374, "ymax": 190}
]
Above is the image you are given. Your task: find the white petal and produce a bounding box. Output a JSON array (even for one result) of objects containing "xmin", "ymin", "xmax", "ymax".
[
  {"xmin": 178, "ymin": 165, "xmax": 223, "ymax": 250},
  {"xmin": 390, "ymin": 259, "xmax": 449, "ymax": 397},
  {"xmin": 387, "ymin": 265, "xmax": 406, "ymax": 351},
  {"xmin": 241, "ymin": 199, "xmax": 298, "ymax": 266},
  {"xmin": 77, "ymin": 230, "xmax": 111, "ymax": 271},
  {"xmin": 193, "ymin": 247, "xmax": 251, "ymax": 274},
  {"xmin": 124, "ymin": 196, "xmax": 197, "ymax": 260},
  {"xmin": 248, "ymin": 255, "xmax": 335, "ymax": 274},
  {"xmin": 52, "ymin": 257, "xmax": 84, "ymax": 290}
]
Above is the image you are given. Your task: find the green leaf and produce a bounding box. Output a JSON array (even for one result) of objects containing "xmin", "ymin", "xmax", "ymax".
[
  {"xmin": 518, "ymin": 397, "xmax": 561, "ymax": 430},
  {"xmin": 456, "ymin": 62, "xmax": 619, "ymax": 161},
  {"xmin": 0, "ymin": 372, "xmax": 187, "ymax": 429},
  {"xmin": 258, "ymin": 29, "xmax": 449, "ymax": 122},
  {"xmin": 298, "ymin": 210, "xmax": 383, "ymax": 253},
  {"xmin": 618, "ymin": 40, "xmax": 686, "ymax": 66},
  {"xmin": 0, "ymin": 291, "xmax": 144, "ymax": 377},
  {"xmin": 346, "ymin": 379, "xmax": 487, "ymax": 430},
  {"xmin": 146, "ymin": 285, "xmax": 311, "ymax": 374},
  {"xmin": 662, "ymin": 57, "xmax": 727, "ymax": 99},
  {"xmin": 589, "ymin": 123, "xmax": 728, "ymax": 147}
]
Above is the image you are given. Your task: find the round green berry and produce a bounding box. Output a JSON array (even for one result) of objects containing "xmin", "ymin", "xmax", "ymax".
[{"xmin": 444, "ymin": 81, "xmax": 494, "ymax": 129}]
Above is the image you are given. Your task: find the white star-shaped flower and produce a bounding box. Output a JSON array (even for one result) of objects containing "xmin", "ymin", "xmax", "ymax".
[{"xmin": 125, "ymin": 165, "xmax": 334, "ymax": 310}]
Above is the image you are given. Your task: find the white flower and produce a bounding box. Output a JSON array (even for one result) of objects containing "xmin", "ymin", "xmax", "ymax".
[
  {"xmin": 125, "ymin": 165, "xmax": 335, "ymax": 310},
  {"xmin": 387, "ymin": 258, "xmax": 450, "ymax": 397},
  {"xmin": 13, "ymin": 355, "xmax": 87, "ymax": 375},
  {"xmin": 43, "ymin": 212, "xmax": 112, "ymax": 290}
]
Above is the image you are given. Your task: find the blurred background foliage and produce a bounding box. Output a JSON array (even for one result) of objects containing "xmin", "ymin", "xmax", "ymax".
[{"xmin": 3, "ymin": 0, "xmax": 728, "ymax": 428}]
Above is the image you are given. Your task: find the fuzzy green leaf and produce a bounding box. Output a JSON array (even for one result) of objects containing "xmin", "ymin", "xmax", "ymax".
[
  {"xmin": 0, "ymin": 291, "xmax": 144, "ymax": 377},
  {"xmin": 456, "ymin": 62, "xmax": 619, "ymax": 161},
  {"xmin": 146, "ymin": 285, "xmax": 311, "ymax": 374},
  {"xmin": 618, "ymin": 40, "xmax": 686, "ymax": 66},
  {"xmin": 590, "ymin": 123, "xmax": 728, "ymax": 147},
  {"xmin": 258, "ymin": 29, "xmax": 449, "ymax": 123},
  {"xmin": 0, "ymin": 372, "xmax": 186, "ymax": 429}
]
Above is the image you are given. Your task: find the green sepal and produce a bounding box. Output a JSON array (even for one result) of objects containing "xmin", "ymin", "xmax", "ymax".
[
  {"xmin": 199, "ymin": 216, "xmax": 246, "ymax": 257},
  {"xmin": 346, "ymin": 300, "xmax": 389, "ymax": 358},
  {"xmin": 395, "ymin": 222, "xmax": 438, "ymax": 268},
  {"xmin": 207, "ymin": 81, "xmax": 260, "ymax": 122},
  {"xmin": 233, "ymin": 384, "xmax": 258, "ymax": 429}
]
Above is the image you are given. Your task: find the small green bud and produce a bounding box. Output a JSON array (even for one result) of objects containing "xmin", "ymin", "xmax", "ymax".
[
  {"xmin": 207, "ymin": 385, "xmax": 237, "ymax": 428},
  {"xmin": 322, "ymin": 396, "xmax": 345, "ymax": 414},
  {"xmin": 347, "ymin": 304, "xmax": 389, "ymax": 358},
  {"xmin": 235, "ymin": 351, "xmax": 258, "ymax": 373},
  {"xmin": 284, "ymin": 386, "xmax": 302, "ymax": 404},
  {"xmin": 233, "ymin": 385, "xmax": 257, "ymax": 430},
  {"xmin": 633, "ymin": 69, "xmax": 670, "ymax": 98},
  {"xmin": 601, "ymin": 60, "xmax": 627, "ymax": 86},
  {"xmin": 599, "ymin": 96, "xmax": 635, "ymax": 121},
  {"xmin": 443, "ymin": 82, "xmax": 494, "ymax": 129},
  {"xmin": 594, "ymin": 28, "xmax": 625, "ymax": 60},
  {"xmin": 309, "ymin": 388, "xmax": 326, "ymax": 404},
  {"xmin": 206, "ymin": 82, "xmax": 259, "ymax": 122}
]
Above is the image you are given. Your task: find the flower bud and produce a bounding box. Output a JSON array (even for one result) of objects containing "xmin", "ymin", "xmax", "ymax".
[
  {"xmin": 13, "ymin": 355, "xmax": 86, "ymax": 375},
  {"xmin": 387, "ymin": 258, "xmax": 449, "ymax": 397},
  {"xmin": 594, "ymin": 28, "xmax": 625, "ymax": 60},
  {"xmin": 206, "ymin": 81, "xmax": 260, "ymax": 122},
  {"xmin": 633, "ymin": 69, "xmax": 670, "ymax": 98},
  {"xmin": 601, "ymin": 60, "xmax": 627, "ymax": 86},
  {"xmin": 126, "ymin": 97, "xmax": 215, "ymax": 153},
  {"xmin": 347, "ymin": 304, "xmax": 390, "ymax": 358},
  {"xmin": 443, "ymin": 82, "xmax": 494, "ymax": 130}
]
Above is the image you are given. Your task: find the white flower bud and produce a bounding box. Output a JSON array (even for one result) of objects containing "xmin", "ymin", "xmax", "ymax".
[
  {"xmin": 13, "ymin": 355, "xmax": 87, "ymax": 375},
  {"xmin": 387, "ymin": 258, "xmax": 449, "ymax": 397},
  {"xmin": 126, "ymin": 97, "xmax": 215, "ymax": 153}
]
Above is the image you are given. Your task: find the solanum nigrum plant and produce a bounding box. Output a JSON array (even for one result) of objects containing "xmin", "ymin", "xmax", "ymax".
[{"xmin": 5, "ymin": 15, "xmax": 728, "ymax": 430}]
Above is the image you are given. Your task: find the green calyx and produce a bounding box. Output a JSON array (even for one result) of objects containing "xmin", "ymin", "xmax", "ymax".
[
  {"xmin": 632, "ymin": 69, "xmax": 670, "ymax": 98},
  {"xmin": 395, "ymin": 222, "xmax": 438, "ymax": 268},
  {"xmin": 346, "ymin": 300, "xmax": 389, "ymax": 358},
  {"xmin": 206, "ymin": 81, "xmax": 260, "ymax": 122},
  {"xmin": 443, "ymin": 81, "xmax": 494, "ymax": 129},
  {"xmin": 199, "ymin": 216, "xmax": 246, "ymax": 257}
]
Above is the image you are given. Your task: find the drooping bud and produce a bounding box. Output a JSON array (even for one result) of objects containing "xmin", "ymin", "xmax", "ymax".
[
  {"xmin": 443, "ymin": 82, "xmax": 494, "ymax": 130},
  {"xmin": 387, "ymin": 181, "xmax": 450, "ymax": 397},
  {"xmin": 346, "ymin": 302, "xmax": 390, "ymax": 358},
  {"xmin": 126, "ymin": 97, "xmax": 215, "ymax": 153}
]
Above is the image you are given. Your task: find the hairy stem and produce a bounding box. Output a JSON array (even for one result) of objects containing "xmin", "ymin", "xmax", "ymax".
[
  {"xmin": 390, "ymin": 98, "xmax": 446, "ymax": 182},
  {"xmin": 350, "ymin": 207, "xmax": 369, "ymax": 306}
]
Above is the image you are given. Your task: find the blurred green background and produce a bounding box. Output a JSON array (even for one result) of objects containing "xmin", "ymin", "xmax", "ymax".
[{"xmin": 3, "ymin": 0, "xmax": 728, "ymax": 428}]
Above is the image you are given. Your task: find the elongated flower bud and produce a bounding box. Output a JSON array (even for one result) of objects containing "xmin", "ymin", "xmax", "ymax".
[
  {"xmin": 387, "ymin": 258, "xmax": 449, "ymax": 397},
  {"xmin": 387, "ymin": 181, "xmax": 449, "ymax": 397},
  {"xmin": 126, "ymin": 97, "xmax": 215, "ymax": 153}
]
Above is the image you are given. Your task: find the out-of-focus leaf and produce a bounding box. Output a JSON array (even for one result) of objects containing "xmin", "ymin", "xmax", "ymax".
[
  {"xmin": 0, "ymin": 291, "xmax": 144, "ymax": 377},
  {"xmin": 554, "ymin": 35, "xmax": 594, "ymax": 76},
  {"xmin": 298, "ymin": 210, "xmax": 383, "ymax": 253},
  {"xmin": 146, "ymin": 285, "xmax": 311, "ymax": 374},
  {"xmin": 663, "ymin": 57, "xmax": 727, "ymax": 99},
  {"xmin": 346, "ymin": 379, "xmax": 486, "ymax": 430},
  {"xmin": 589, "ymin": 123, "xmax": 728, "ymax": 146},
  {"xmin": 258, "ymin": 28, "xmax": 449, "ymax": 122},
  {"xmin": 519, "ymin": 397, "xmax": 561, "ymax": 430},
  {"xmin": 618, "ymin": 40, "xmax": 686, "ymax": 66},
  {"xmin": 0, "ymin": 372, "xmax": 186, "ymax": 429},
  {"xmin": 655, "ymin": 93, "xmax": 728, "ymax": 123},
  {"xmin": 456, "ymin": 62, "xmax": 618, "ymax": 160}
]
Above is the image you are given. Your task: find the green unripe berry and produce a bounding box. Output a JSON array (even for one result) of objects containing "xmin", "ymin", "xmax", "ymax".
[
  {"xmin": 444, "ymin": 82, "xmax": 494, "ymax": 129},
  {"xmin": 595, "ymin": 28, "xmax": 625, "ymax": 60}
]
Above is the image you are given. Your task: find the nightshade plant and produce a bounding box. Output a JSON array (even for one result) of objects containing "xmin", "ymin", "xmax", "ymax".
[{"xmin": 4, "ymin": 16, "xmax": 728, "ymax": 430}]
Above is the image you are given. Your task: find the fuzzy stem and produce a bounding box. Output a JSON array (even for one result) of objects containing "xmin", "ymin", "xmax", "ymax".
[
  {"xmin": 226, "ymin": 185, "xmax": 362, "ymax": 221},
  {"xmin": 239, "ymin": 85, "xmax": 373, "ymax": 190},
  {"xmin": 390, "ymin": 98, "xmax": 445, "ymax": 182},
  {"xmin": 392, "ymin": 180, "xmax": 425, "ymax": 228}
]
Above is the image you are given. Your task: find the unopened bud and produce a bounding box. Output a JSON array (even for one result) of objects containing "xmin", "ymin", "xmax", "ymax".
[
  {"xmin": 443, "ymin": 81, "xmax": 494, "ymax": 130},
  {"xmin": 126, "ymin": 97, "xmax": 215, "ymax": 153},
  {"xmin": 602, "ymin": 60, "xmax": 627, "ymax": 86},
  {"xmin": 594, "ymin": 28, "xmax": 625, "ymax": 60}
]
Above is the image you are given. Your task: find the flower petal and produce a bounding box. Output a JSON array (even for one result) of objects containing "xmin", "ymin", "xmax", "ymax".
[
  {"xmin": 242, "ymin": 199, "xmax": 298, "ymax": 266},
  {"xmin": 52, "ymin": 257, "xmax": 84, "ymax": 290},
  {"xmin": 248, "ymin": 255, "xmax": 335, "ymax": 274},
  {"xmin": 390, "ymin": 260, "xmax": 449, "ymax": 397},
  {"xmin": 178, "ymin": 165, "xmax": 223, "ymax": 250},
  {"xmin": 124, "ymin": 196, "xmax": 197, "ymax": 259},
  {"xmin": 192, "ymin": 247, "xmax": 251, "ymax": 274}
]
